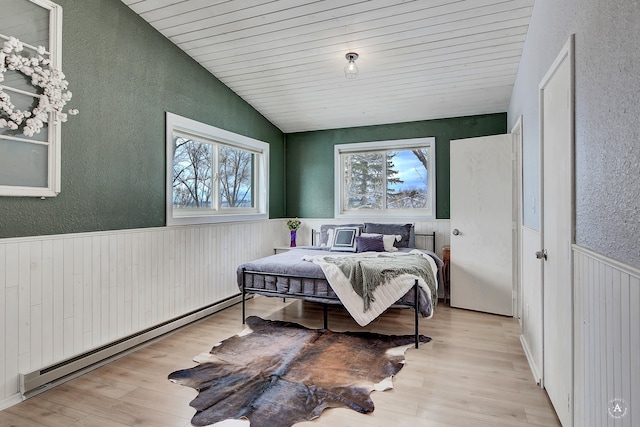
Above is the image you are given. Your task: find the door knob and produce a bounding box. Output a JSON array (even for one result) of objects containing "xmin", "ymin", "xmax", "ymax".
[
  {"xmin": 535, "ymin": 249, "xmax": 548, "ymax": 260},
  {"xmin": 452, "ymin": 229, "xmax": 460, "ymax": 236}
]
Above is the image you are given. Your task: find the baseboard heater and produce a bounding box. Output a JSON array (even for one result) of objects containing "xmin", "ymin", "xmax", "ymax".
[{"xmin": 20, "ymin": 294, "xmax": 246, "ymax": 399}]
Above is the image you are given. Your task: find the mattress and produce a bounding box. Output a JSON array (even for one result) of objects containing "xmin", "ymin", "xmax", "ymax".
[{"xmin": 237, "ymin": 247, "xmax": 440, "ymax": 321}]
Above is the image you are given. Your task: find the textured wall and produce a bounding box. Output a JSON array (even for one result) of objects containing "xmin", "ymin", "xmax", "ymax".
[
  {"xmin": 508, "ymin": 0, "xmax": 640, "ymax": 268},
  {"xmin": 0, "ymin": 0, "xmax": 285, "ymax": 238},
  {"xmin": 285, "ymin": 114, "xmax": 507, "ymax": 219}
]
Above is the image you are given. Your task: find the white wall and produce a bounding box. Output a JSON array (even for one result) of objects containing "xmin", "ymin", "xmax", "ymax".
[{"xmin": 0, "ymin": 219, "xmax": 287, "ymax": 409}]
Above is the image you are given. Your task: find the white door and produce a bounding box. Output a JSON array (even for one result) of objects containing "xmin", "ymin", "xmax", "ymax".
[
  {"xmin": 540, "ymin": 36, "xmax": 574, "ymax": 427},
  {"xmin": 511, "ymin": 116, "xmax": 523, "ymax": 320},
  {"xmin": 450, "ymin": 134, "xmax": 513, "ymax": 316}
]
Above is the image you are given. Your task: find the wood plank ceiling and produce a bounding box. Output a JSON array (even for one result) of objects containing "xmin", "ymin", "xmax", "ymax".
[{"xmin": 121, "ymin": 0, "xmax": 535, "ymax": 133}]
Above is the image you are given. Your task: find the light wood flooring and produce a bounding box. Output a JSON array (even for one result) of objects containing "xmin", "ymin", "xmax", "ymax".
[{"xmin": 0, "ymin": 297, "xmax": 561, "ymax": 427}]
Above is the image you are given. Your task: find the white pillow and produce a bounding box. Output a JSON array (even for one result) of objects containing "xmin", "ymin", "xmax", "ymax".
[
  {"xmin": 324, "ymin": 228, "xmax": 335, "ymax": 248},
  {"xmin": 361, "ymin": 233, "xmax": 401, "ymax": 252}
]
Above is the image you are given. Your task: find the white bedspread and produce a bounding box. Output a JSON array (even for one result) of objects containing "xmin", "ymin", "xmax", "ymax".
[{"xmin": 304, "ymin": 250, "xmax": 438, "ymax": 326}]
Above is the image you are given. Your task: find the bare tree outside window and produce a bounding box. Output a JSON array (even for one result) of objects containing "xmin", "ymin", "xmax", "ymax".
[
  {"xmin": 219, "ymin": 146, "xmax": 254, "ymax": 208},
  {"xmin": 172, "ymin": 137, "xmax": 212, "ymax": 209},
  {"xmin": 166, "ymin": 113, "xmax": 268, "ymax": 225}
]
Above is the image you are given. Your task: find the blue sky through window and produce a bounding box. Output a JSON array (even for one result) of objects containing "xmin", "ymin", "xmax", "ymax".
[{"xmin": 389, "ymin": 150, "xmax": 428, "ymax": 191}]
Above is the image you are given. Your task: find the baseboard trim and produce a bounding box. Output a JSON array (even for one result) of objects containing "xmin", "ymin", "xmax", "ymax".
[
  {"xmin": 0, "ymin": 393, "xmax": 23, "ymax": 411},
  {"xmin": 521, "ymin": 334, "xmax": 542, "ymax": 386},
  {"xmin": 19, "ymin": 294, "xmax": 244, "ymax": 400}
]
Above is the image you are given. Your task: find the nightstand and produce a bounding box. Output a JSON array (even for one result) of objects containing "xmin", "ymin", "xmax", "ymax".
[
  {"xmin": 274, "ymin": 246, "xmax": 293, "ymax": 254},
  {"xmin": 441, "ymin": 245, "xmax": 451, "ymax": 304}
]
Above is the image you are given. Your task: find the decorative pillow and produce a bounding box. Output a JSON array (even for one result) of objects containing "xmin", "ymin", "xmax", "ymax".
[
  {"xmin": 325, "ymin": 228, "xmax": 335, "ymax": 248},
  {"xmin": 363, "ymin": 223, "xmax": 414, "ymax": 248},
  {"xmin": 320, "ymin": 223, "xmax": 363, "ymax": 247},
  {"xmin": 330, "ymin": 227, "xmax": 360, "ymax": 252},
  {"xmin": 361, "ymin": 233, "xmax": 400, "ymax": 252},
  {"xmin": 356, "ymin": 235, "xmax": 385, "ymax": 253}
]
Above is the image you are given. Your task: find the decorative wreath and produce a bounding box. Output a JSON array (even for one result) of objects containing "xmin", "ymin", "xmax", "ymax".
[{"xmin": 0, "ymin": 36, "xmax": 78, "ymax": 137}]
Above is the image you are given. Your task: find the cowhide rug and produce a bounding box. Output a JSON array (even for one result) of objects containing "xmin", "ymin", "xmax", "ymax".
[{"xmin": 168, "ymin": 316, "xmax": 430, "ymax": 427}]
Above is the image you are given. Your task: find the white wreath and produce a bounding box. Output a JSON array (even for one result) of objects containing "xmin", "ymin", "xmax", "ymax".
[{"xmin": 0, "ymin": 36, "xmax": 78, "ymax": 137}]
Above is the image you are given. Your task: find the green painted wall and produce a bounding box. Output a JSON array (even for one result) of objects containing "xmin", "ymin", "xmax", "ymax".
[
  {"xmin": 0, "ymin": 0, "xmax": 285, "ymax": 238},
  {"xmin": 0, "ymin": 0, "xmax": 508, "ymax": 236},
  {"xmin": 285, "ymin": 114, "xmax": 507, "ymax": 219}
]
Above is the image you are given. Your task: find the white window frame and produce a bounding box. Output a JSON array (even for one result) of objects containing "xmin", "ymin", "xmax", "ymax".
[
  {"xmin": 335, "ymin": 137, "xmax": 436, "ymax": 219},
  {"xmin": 0, "ymin": 0, "xmax": 63, "ymax": 197},
  {"xmin": 165, "ymin": 112, "xmax": 269, "ymax": 226}
]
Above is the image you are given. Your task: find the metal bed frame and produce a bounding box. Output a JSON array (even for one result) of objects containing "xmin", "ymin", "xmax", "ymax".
[{"xmin": 241, "ymin": 231, "xmax": 436, "ymax": 348}]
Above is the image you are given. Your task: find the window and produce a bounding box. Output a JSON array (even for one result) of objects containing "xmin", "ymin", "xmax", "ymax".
[
  {"xmin": 0, "ymin": 0, "xmax": 62, "ymax": 197},
  {"xmin": 166, "ymin": 113, "xmax": 269, "ymax": 225},
  {"xmin": 335, "ymin": 138, "xmax": 436, "ymax": 218}
]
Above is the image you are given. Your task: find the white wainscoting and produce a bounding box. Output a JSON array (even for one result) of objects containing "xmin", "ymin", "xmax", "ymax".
[
  {"xmin": 520, "ymin": 226, "xmax": 543, "ymax": 383},
  {"xmin": 573, "ymin": 245, "xmax": 639, "ymax": 427},
  {"xmin": 0, "ymin": 219, "xmax": 286, "ymax": 409}
]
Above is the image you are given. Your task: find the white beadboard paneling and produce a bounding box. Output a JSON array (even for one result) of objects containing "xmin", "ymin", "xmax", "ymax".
[
  {"xmin": 573, "ymin": 245, "xmax": 639, "ymax": 427},
  {"xmin": 29, "ymin": 242, "xmax": 42, "ymax": 369},
  {"xmin": 0, "ymin": 243, "xmax": 5, "ymax": 401},
  {"xmin": 18, "ymin": 242, "xmax": 30, "ymax": 366},
  {"xmin": 52, "ymin": 240, "xmax": 63, "ymax": 362},
  {"xmin": 631, "ymin": 275, "xmax": 639, "ymax": 427},
  {"xmin": 82, "ymin": 237, "xmax": 93, "ymax": 349},
  {"xmin": 0, "ymin": 219, "xmax": 284, "ymax": 405},
  {"xmin": 63, "ymin": 239, "xmax": 73, "ymax": 322},
  {"xmin": 42, "ymin": 240, "xmax": 57, "ymax": 365},
  {"xmin": 4, "ymin": 286, "xmax": 18, "ymax": 399}
]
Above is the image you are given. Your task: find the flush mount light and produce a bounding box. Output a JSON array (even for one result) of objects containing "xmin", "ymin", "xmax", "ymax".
[{"xmin": 344, "ymin": 52, "xmax": 359, "ymax": 79}]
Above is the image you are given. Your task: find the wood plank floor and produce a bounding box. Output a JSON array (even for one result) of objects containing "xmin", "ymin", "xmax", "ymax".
[{"xmin": 0, "ymin": 297, "xmax": 561, "ymax": 427}]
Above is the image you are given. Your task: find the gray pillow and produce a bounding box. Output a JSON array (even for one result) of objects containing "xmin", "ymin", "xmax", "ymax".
[{"xmin": 363, "ymin": 223, "xmax": 414, "ymax": 248}]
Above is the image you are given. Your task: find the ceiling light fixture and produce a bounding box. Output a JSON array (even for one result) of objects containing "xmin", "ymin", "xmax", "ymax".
[{"xmin": 344, "ymin": 52, "xmax": 359, "ymax": 79}]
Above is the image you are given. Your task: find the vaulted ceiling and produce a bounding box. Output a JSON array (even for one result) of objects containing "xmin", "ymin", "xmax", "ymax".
[{"xmin": 122, "ymin": 0, "xmax": 534, "ymax": 133}]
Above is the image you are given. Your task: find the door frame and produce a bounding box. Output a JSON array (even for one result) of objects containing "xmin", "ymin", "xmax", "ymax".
[
  {"xmin": 511, "ymin": 116, "xmax": 523, "ymax": 320},
  {"xmin": 538, "ymin": 34, "xmax": 575, "ymax": 423}
]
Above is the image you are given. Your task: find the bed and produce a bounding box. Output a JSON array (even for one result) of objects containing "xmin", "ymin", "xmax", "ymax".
[{"xmin": 237, "ymin": 223, "xmax": 442, "ymax": 347}]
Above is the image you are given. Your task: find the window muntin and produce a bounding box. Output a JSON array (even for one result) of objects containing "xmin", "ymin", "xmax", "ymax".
[
  {"xmin": 336, "ymin": 138, "xmax": 435, "ymax": 218},
  {"xmin": 0, "ymin": 0, "xmax": 62, "ymax": 197},
  {"xmin": 166, "ymin": 113, "xmax": 268, "ymax": 225}
]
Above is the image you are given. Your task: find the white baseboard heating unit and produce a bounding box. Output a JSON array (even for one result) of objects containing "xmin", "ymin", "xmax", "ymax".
[{"xmin": 19, "ymin": 295, "xmax": 244, "ymax": 399}]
